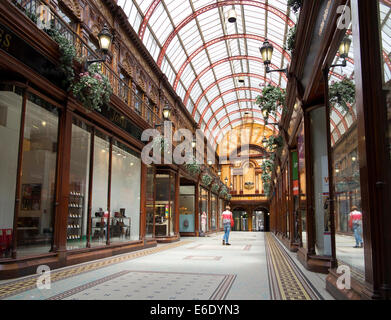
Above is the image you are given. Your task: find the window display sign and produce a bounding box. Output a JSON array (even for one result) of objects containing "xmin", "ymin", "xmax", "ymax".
[{"xmin": 292, "ymin": 151, "xmax": 299, "ymax": 196}]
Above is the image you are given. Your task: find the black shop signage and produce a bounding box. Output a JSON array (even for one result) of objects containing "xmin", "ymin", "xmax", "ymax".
[{"xmin": 0, "ymin": 22, "xmax": 63, "ymax": 87}]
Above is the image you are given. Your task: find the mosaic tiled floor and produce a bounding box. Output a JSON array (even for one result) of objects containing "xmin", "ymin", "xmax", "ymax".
[
  {"xmin": 1, "ymin": 232, "xmax": 331, "ymax": 300},
  {"xmin": 0, "ymin": 241, "xmax": 190, "ymax": 300}
]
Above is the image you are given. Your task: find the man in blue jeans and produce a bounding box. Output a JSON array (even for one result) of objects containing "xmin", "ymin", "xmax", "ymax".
[{"xmin": 222, "ymin": 206, "xmax": 233, "ymax": 246}]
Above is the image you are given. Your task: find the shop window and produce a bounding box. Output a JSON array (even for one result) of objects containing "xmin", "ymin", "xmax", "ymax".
[
  {"xmin": 145, "ymin": 98, "xmax": 152, "ymax": 125},
  {"xmin": 297, "ymin": 121, "xmax": 307, "ymax": 249},
  {"xmin": 310, "ymin": 106, "xmax": 332, "ymax": 256},
  {"xmin": 119, "ymin": 71, "xmax": 130, "ymax": 105},
  {"xmin": 211, "ymin": 193, "xmax": 217, "ymax": 231},
  {"xmin": 57, "ymin": 5, "xmax": 77, "ymax": 31},
  {"xmin": 219, "ymin": 198, "xmax": 224, "ymax": 229},
  {"xmin": 91, "ymin": 130, "xmax": 110, "ymax": 247},
  {"xmin": 133, "ymin": 85, "xmax": 143, "ymax": 116},
  {"xmin": 67, "ymin": 117, "xmax": 92, "ymax": 250},
  {"xmin": 154, "ymin": 172, "xmax": 175, "ymax": 237},
  {"xmin": 0, "ymin": 85, "xmax": 23, "ymax": 258},
  {"xmin": 17, "ymin": 92, "xmax": 59, "ymax": 257},
  {"xmin": 179, "ymin": 186, "xmax": 195, "ymax": 233},
  {"xmin": 378, "ymin": 1, "xmax": 391, "ymax": 162},
  {"xmin": 199, "ymin": 187, "xmax": 208, "ymax": 234},
  {"xmin": 145, "ymin": 165, "xmax": 155, "ymax": 238},
  {"xmin": 110, "ymin": 140, "xmax": 141, "ymax": 242}
]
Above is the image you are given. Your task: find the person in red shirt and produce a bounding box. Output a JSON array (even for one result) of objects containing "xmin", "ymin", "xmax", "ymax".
[
  {"xmin": 222, "ymin": 206, "xmax": 233, "ymax": 245},
  {"xmin": 349, "ymin": 206, "xmax": 363, "ymax": 248}
]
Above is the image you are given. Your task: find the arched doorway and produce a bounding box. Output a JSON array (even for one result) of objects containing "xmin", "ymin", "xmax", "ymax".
[{"xmin": 252, "ymin": 207, "xmax": 270, "ymax": 232}]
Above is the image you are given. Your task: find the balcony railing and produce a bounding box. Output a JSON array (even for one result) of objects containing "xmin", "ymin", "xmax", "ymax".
[{"xmin": 11, "ymin": 0, "xmax": 161, "ymax": 127}]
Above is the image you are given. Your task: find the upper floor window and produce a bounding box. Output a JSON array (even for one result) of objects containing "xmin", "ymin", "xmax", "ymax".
[
  {"xmin": 57, "ymin": 5, "xmax": 77, "ymax": 31},
  {"xmin": 133, "ymin": 85, "xmax": 143, "ymax": 115}
]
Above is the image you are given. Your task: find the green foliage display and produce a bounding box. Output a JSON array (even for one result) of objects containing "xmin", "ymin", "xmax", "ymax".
[
  {"xmin": 47, "ymin": 28, "xmax": 112, "ymax": 112},
  {"xmin": 267, "ymin": 135, "xmax": 284, "ymax": 152},
  {"xmin": 261, "ymin": 159, "xmax": 275, "ymax": 174},
  {"xmin": 329, "ymin": 77, "xmax": 356, "ymax": 113},
  {"xmin": 285, "ymin": 25, "xmax": 297, "ymax": 54},
  {"xmin": 46, "ymin": 29, "xmax": 77, "ymax": 88},
  {"xmin": 256, "ymin": 85, "xmax": 286, "ymax": 120}
]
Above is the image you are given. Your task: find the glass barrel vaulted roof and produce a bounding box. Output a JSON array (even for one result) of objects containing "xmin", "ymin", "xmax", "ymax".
[{"xmin": 117, "ymin": 0, "xmax": 297, "ymax": 147}]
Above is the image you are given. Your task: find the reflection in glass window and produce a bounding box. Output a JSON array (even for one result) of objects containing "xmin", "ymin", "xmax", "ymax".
[{"xmin": 329, "ymin": 31, "xmax": 365, "ymax": 282}]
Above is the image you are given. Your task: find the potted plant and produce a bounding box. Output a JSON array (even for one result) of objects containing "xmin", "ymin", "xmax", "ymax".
[
  {"xmin": 256, "ymin": 85, "xmax": 286, "ymax": 120},
  {"xmin": 329, "ymin": 77, "xmax": 356, "ymax": 113}
]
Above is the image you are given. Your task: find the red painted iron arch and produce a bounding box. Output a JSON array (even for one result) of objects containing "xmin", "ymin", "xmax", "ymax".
[
  {"xmin": 175, "ymin": 34, "xmax": 290, "ymax": 90},
  {"xmin": 193, "ymin": 72, "xmax": 280, "ymax": 118},
  {"xmin": 182, "ymin": 55, "xmax": 288, "ymax": 106},
  {"xmin": 156, "ymin": 0, "xmax": 294, "ymax": 66}
]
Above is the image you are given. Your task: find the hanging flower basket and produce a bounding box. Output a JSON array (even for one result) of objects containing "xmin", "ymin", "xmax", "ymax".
[
  {"xmin": 226, "ymin": 194, "xmax": 232, "ymax": 201},
  {"xmin": 184, "ymin": 156, "xmax": 201, "ymax": 176},
  {"xmin": 211, "ymin": 182, "xmax": 220, "ymax": 193},
  {"xmin": 329, "ymin": 77, "xmax": 356, "ymax": 113},
  {"xmin": 220, "ymin": 185, "xmax": 228, "ymax": 198},
  {"xmin": 256, "ymin": 85, "xmax": 286, "ymax": 120},
  {"xmin": 201, "ymin": 174, "xmax": 213, "ymax": 187},
  {"xmin": 72, "ymin": 63, "xmax": 113, "ymax": 112}
]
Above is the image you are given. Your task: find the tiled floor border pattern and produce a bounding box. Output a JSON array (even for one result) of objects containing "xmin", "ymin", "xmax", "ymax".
[
  {"xmin": 47, "ymin": 270, "xmax": 236, "ymax": 300},
  {"xmin": 0, "ymin": 241, "xmax": 191, "ymax": 299},
  {"xmin": 265, "ymin": 233, "xmax": 323, "ymax": 300}
]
